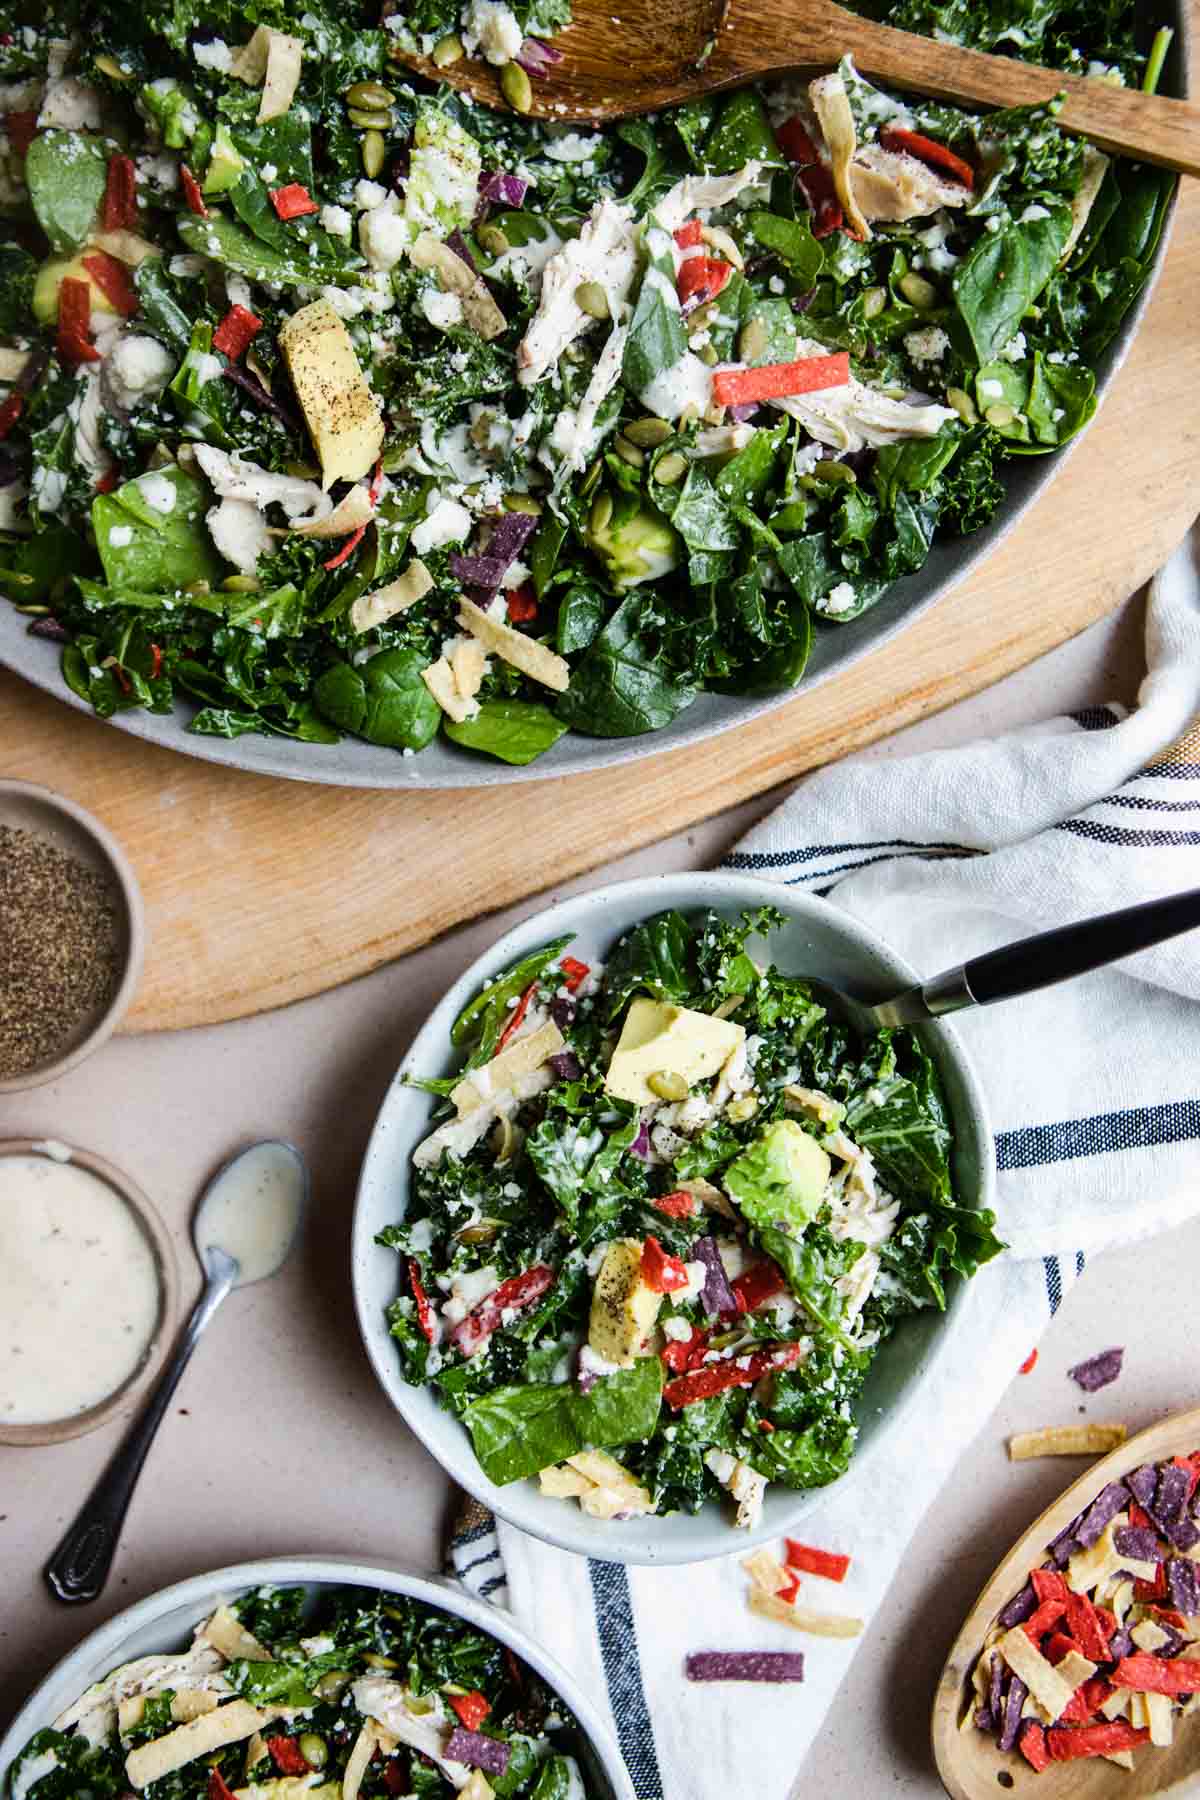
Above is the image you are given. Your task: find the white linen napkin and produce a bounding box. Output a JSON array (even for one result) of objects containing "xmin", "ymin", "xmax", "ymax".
[{"xmin": 452, "ymin": 528, "xmax": 1200, "ymax": 1800}]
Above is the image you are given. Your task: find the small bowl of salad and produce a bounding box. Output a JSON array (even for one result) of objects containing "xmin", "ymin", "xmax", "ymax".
[
  {"xmin": 353, "ymin": 873, "xmax": 999, "ymax": 1563},
  {"xmin": 0, "ymin": 1558, "xmax": 632, "ymax": 1800}
]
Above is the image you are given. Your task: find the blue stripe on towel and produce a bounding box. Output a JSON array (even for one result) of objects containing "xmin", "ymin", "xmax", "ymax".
[
  {"xmin": 997, "ymin": 1100, "xmax": 1200, "ymax": 1169},
  {"xmin": 1057, "ymin": 818, "xmax": 1200, "ymax": 849},
  {"xmin": 1044, "ymin": 1257, "xmax": 1063, "ymax": 1314},
  {"xmin": 722, "ymin": 838, "xmax": 969, "ymax": 873},
  {"xmin": 1069, "ymin": 706, "xmax": 1122, "ymax": 731},
  {"xmin": 589, "ymin": 1560, "xmax": 663, "ymax": 1800}
]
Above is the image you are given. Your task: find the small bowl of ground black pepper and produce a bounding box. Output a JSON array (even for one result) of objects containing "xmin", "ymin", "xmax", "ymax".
[{"xmin": 0, "ymin": 780, "xmax": 145, "ymax": 1093}]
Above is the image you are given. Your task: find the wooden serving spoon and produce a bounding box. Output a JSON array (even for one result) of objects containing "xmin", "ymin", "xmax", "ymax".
[
  {"xmin": 932, "ymin": 1405, "xmax": 1200, "ymax": 1799},
  {"xmin": 390, "ymin": 0, "xmax": 1199, "ymax": 175}
]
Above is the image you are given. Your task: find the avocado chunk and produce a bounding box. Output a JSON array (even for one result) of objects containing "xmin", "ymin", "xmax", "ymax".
[
  {"xmin": 202, "ymin": 123, "xmax": 246, "ymax": 196},
  {"xmin": 723, "ymin": 1119, "xmax": 831, "ymax": 1234},
  {"xmin": 588, "ymin": 1239, "xmax": 663, "ymax": 1367},
  {"xmin": 32, "ymin": 252, "xmax": 119, "ymax": 326},
  {"xmin": 604, "ymin": 997, "xmax": 744, "ymax": 1107}
]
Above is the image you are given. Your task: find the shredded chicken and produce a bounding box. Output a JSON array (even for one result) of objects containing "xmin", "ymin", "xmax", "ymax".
[
  {"xmin": 350, "ymin": 1679, "xmax": 469, "ymax": 1790},
  {"xmin": 653, "ymin": 160, "xmax": 765, "ymax": 234},
  {"xmin": 516, "ymin": 197, "xmax": 637, "ymax": 386},
  {"xmin": 850, "ymin": 144, "xmax": 971, "ymax": 223}
]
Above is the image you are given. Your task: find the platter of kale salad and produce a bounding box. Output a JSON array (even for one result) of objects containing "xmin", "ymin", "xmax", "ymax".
[{"xmin": 0, "ymin": 0, "xmax": 1178, "ymax": 784}]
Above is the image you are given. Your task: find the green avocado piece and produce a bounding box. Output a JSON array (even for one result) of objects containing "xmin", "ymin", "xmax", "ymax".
[
  {"xmin": 724, "ymin": 1119, "xmax": 831, "ymax": 1234},
  {"xmin": 202, "ymin": 123, "xmax": 245, "ymax": 196}
]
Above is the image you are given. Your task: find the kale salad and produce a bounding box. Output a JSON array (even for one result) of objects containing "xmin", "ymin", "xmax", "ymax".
[
  {"xmin": 379, "ymin": 907, "xmax": 1002, "ymax": 1530},
  {"xmin": 0, "ymin": 0, "xmax": 1174, "ymax": 767},
  {"xmin": 6, "ymin": 1583, "xmax": 596, "ymax": 1800}
]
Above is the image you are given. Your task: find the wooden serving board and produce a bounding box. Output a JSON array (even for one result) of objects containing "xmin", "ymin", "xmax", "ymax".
[{"xmin": 3, "ymin": 137, "xmax": 1199, "ymax": 1033}]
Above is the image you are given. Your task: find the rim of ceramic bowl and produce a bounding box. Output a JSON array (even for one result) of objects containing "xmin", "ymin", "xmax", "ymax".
[
  {"xmin": 0, "ymin": 779, "xmax": 145, "ymax": 1093},
  {"xmin": 0, "ymin": 1557, "xmax": 636, "ymax": 1800},
  {"xmin": 352, "ymin": 872, "xmax": 996, "ymax": 1565},
  {"xmin": 0, "ymin": 1139, "xmax": 178, "ymax": 1448}
]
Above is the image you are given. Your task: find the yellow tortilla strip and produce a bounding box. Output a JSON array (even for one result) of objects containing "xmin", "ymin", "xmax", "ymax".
[
  {"xmin": 172, "ymin": 1691, "xmax": 220, "ymax": 1724},
  {"xmin": 742, "ymin": 1549, "xmax": 792, "ymax": 1597},
  {"xmin": 996, "ymin": 1627, "xmax": 1077, "ymax": 1721},
  {"xmin": 457, "ymin": 599, "xmax": 570, "ymax": 694},
  {"xmin": 748, "ymin": 1589, "xmax": 863, "ymax": 1638},
  {"xmin": 294, "ymin": 483, "xmax": 375, "ymax": 540},
  {"xmin": 1146, "ymin": 1690, "xmax": 1174, "ymax": 1746},
  {"xmin": 341, "ymin": 1720, "xmax": 376, "ymax": 1800},
  {"xmin": 421, "ymin": 655, "xmax": 475, "ymax": 724},
  {"xmin": 201, "ymin": 1604, "xmax": 273, "ymax": 1663},
  {"xmin": 539, "ymin": 1464, "xmax": 593, "ymax": 1498},
  {"xmin": 350, "ymin": 560, "xmax": 434, "ymax": 635},
  {"xmin": 1101, "ymin": 1687, "xmax": 1131, "ymax": 1720},
  {"xmin": 1055, "ymin": 1650, "xmax": 1098, "ymax": 1694},
  {"xmin": 1008, "ymin": 1423, "xmax": 1127, "ymax": 1460},
  {"xmin": 125, "ymin": 1700, "xmax": 270, "ymax": 1789},
  {"xmin": 451, "ymin": 1020, "xmax": 564, "ymax": 1117},
  {"xmin": 1068, "ymin": 1521, "xmax": 1157, "ymax": 1594}
]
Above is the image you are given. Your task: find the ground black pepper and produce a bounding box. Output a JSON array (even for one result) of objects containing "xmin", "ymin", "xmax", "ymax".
[{"xmin": 0, "ymin": 824, "xmax": 121, "ymax": 1079}]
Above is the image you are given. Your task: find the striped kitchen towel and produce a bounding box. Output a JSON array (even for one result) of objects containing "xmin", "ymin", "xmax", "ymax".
[{"xmin": 450, "ymin": 526, "xmax": 1200, "ymax": 1800}]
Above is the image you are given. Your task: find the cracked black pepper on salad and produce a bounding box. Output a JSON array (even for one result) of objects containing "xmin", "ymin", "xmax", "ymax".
[
  {"xmin": 6, "ymin": 1583, "xmax": 598, "ymax": 1800},
  {"xmin": 378, "ymin": 907, "xmax": 1003, "ymax": 1529},
  {"xmin": 0, "ymin": 0, "xmax": 1174, "ymax": 764}
]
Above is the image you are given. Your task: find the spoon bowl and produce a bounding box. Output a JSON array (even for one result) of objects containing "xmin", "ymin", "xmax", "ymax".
[
  {"xmin": 193, "ymin": 1139, "xmax": 309, "ymax": 1288},
  {"xmin": 392, "ymin": 0, "xmax": 1197, "ymax": 173}
]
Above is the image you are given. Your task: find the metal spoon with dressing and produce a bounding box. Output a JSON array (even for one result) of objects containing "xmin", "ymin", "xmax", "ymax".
[{"xmin": 44, "ymin": 1140, "xmax": 308, "ymax": 1605}]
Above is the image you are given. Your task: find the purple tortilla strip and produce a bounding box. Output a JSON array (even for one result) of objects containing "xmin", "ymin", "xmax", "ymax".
[
  {"xmin": 1155, "ymin": 1623, "xmax": 1186, "ymax": 1659},
  {"xmin": 1113, "ymin": 1525, "xmax": 1164, "ymax": 1563},
  {"xmin": 996, "ymin": 1582, "xmax": 1038, "ymax": 1629},
  {"xmin": 548, "ymin": 1049, "xmax": 582, "ymax": 1080},
  {"xmin": 988, "ymin": 1652, "xmax": 1005, "ymax": 1731},
  {"xmin": 1126, "ymin": 1464, "xmax": 1158, "ymax": 1509},
  {"xmin": 998, "ymin": 1675, "xmax": 1028, "ymax": 1753},
  {"xmin": 1167, "ymin": 1557, "xmax": 1200, "ymax": 1617},
  {"xmin": 692, "ymin": 1235, "xmax": 738, "ymax": 1317},
  {"xmin": 1068, "ymin": 1346, "xmax": 1124, "ymax": 1393},
  {"xmin": 686, "ymin": 1651, "xmax": 804, "ymax": 1682},
  {"xmin": 28, "ymin": 616, "xmax": 70, "ymax": 642},
  {"xmin": 1076, "ymin": 1481, "xmax": 1131, "ymax": 1549},
  {"xmin": 444, "ymin": 1729, "xmax": 510, "ymax": 1776},
  {"xmin": 1154, "ymin": 1462, "xmax": 1191, "ymax": 1529},
  {"xmin": 1165, "ymin": 1512, "xmax": 1200, "ymax": 1553},
  {"xmin": 1107, "ymin": 1627, "xmax": 1135, "ymax": 1661}
]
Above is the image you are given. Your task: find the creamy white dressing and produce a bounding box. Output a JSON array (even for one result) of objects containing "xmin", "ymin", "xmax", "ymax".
[
  {"xmin": 196, "ymin": 1142, "xmax": 304, "ymax": 1284},
  {"xmin": 0, "ymin": 1155, "xmax": 161, "ymax": 1424}
]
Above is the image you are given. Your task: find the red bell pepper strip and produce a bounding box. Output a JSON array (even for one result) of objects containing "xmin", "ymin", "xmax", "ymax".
[
  {"xmin": 1151, "ymin": 1606, "xmax": 1190, "ymax": 1632},
  {"xmin": 94, "ymin": 467, "xmax": 119, "ymax": 493},
  {"xmin": 179, "ymin": 164, "xmax": 208, "ymax": 217},
  {"xmin": 784, "ymin": 1540, "xmax": 851, "ymax": 1583},
  {"xmin": 267, "ymin": 1737, "xmax": 310, "ymax": 1776},
  {"xmin": 408, "ymin": 1258, "xmax": 436, "ymax": 1343},
  {"xmin": 4, "ymin": 110, "xmax": 38, "ymax": 157},
  {"xmin": 149, "ymin": 643, "xmax": 164, "ymax": 681},
  {"xmin": 448, "ymin": 1691, "xmax": 491, "ymax": 1731},
  {"xmin": 1030, "ymin": 1568, "xmax": 1069, "ymax": 1604},
  {"xmin": 641, "ymin": 1235, "xmax": 690, "ymax": 1294},
  {"xmin": 559, "ymin": 956, "xmax": 590, "ymax": 991},
  {"xmin": 673, "ymin": 219, "xmax": 704, "ymax": 248},
  {"xmin": 796, "ymin": 162, "xmax": 844, "ymax": 238},
  {"xmin": 450, "ymin": 1265, "xmax": 554, "ymax": 1358},
  {"xmin": 1064, "ymin": 1591, "xmax": 1111, "ymax": 1661},
  {"xmin": 0, "ymin": 393, "xmax": 23, "ymax": 440},
  {"xmin": 677, "ymin": 255, "xmax": 731, "ymax": 309},
  {"xmin": 775, "ymin": 117, "xmax": 820, "ymax": 167},
  {"xmin": 270, "ymin": 182, "xmax": 319, "ymax": 221},
  {"xmin": 732, "ymin": 1259, "xmax": 786, "ymax": 1314},
  {"xmin": 1134, "ymin": 1565, "xmax": 1168, "ymax": 1603},
  {"xmin": 661, "ymin": 1325, "xmax": 708, "ymax": 1374},
  {"xmin": 82, "ymin": 250, "xmax": 139, "ymax": 318},
  {"xmin": 323, "ymin": 522, "xmax": 367, "ymax": 570},
  {"xmin": 1023, "ymin": 1598, "xmax": 1068, "ymax": 1642},
  {"xmin": 208, "ymin": 1773, "xmax": 238, "ymax": 1800},
  {"xmin": 1046, "ymin": 1721, "xmax": 1150, "ymax": 1761},
  {"xmin": 506, "ymin": 586, "xmax": 537, "ymax": 624},
  {"xmin": 102, "ymin": 152, "xmax": 138, "ymax": 230},
  {"xmin": 1058, "ymin": 1676, "xmax": 1113, "ymax": 1725},
  {"xmin": 1019, "ymin": 1347, "xmax": 1038, "ymax": 1374},
  {"xmin": 1018, "ymin": 1722, "xmax": 1051, "ymax": 1773},
  {"xmin": 213, "ymin": 304, "xmax": 263, "ymax": 360},
  {"xmin": 879, "ymin": 126, "xmax": 974, "ymax": 189},
  {"xmin": 1174, "ymin": 1453, "xmax": 1200, "ymax": 1501},
  {"xmin": 664, "ymin": 1342, "xmax": 803, "ymax": 1409},
  {"xmin": 57, "ymin": 277, "xmax": 100, "ymax": 366},
  {"xmin": 495, "ymin": 980, "xmax": 538, "ymax": 1054},
  {"xmin": 653, "ymin": 1189, "xmax": 697, "ymax": 1219},
  {"xmin": 1111, "ymin": 1655, "xmax": 1200, "ymax": 1696},
  {"xmin": 711, "ymin": 352, "xmax": 849, "ymax": 410}
]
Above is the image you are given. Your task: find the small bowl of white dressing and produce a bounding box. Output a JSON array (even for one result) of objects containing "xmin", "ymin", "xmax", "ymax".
[{"xmin": 0, "ymin": 1139, "xmax": 177, "ymax": 1447}]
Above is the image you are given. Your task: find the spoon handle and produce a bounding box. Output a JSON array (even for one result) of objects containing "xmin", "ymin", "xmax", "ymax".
[{"xmin": 44, "ymin": 1268, "xmax": 234, "ymax": 1605}]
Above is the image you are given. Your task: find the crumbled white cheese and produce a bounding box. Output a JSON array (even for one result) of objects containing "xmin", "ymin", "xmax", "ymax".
[
  {"xmin": 107, "ymin": 524, "xmax": 133, "ymax": 548},
  {"xmin": 462, "ymin": 0, "xmax": 523, "ymax": 65},
  {"xmin": 823, "ymin": 581, "xmax": 857, "ymax": 615},
  {"xmin": 320, "ymin": 203, "xmax": 353, "ymax": 240},
  {"xmin": 411, "ymin": 495, "xmax": 472, "ymax": 554},
  {"xmin": 359, "ymin": 198, "xmax": 409, "ymax": 272},
  {"xmin": 354, "ymin": 178, "xmax": 390, "ymax": 211},
  {"xmin": 193, "ymin": 37, "xmax": 234, "ymax": 71},
  {"xmin": 903, "ymin": 325, "xmax": 950, "ymax": 369},
  {"xmin": 102, "ymin": 334, "xmax": 176, "ymax": 411},
  {"xmin": 420, "ymin": 286, "xmax": 465, "ymax": 331},
  {"xmin": 1000, "ymin": 332, "xmax": 1027, "ymax": 362}
]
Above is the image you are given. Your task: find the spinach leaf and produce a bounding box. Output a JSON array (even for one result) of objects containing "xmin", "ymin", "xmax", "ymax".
[
  {"xmin": 741, "ymin": 1412, "xmax": 857, "ymax": 1488},
  {"xmin": 445, "ymin": 699, "xmax": 568, "ymax": 765},
  {"xmin": 530, "ymin": 509, "xmax": 568, "ymax": 599},
  {"xmin": 226, "ymin": 1657, "xmax": 319, "ymax": 1708},
  {"xmin": 527, "ymin": 1116, "xmax": 606, "ymax": 1219},
  {"xmin": 314, "ymin": 648, "xmax": 440, "ymax": 751},
  {"xmin": 556, "ymin": 594, "xmax": 697, "ymax": 737},
  {"xmin": 462, "ymin": 1356, "xmax": 663, "ymax": 1484},
  {"xmin": 176, "ymin": 210, "xmax": 353, "ymax": 288},
  {"xmin": 756, "ymin": 1224, "xmax": 859, "ymax": 1346},
  {"xmin": 776, "ymin": 532, "xmax": 836, "ymax": 606},
  {"xmin": 123, "ymin": 1691, "xmax": 175, "ymax": 1745},
  {"xmin": 1015, "ymin": 352, "xmax": 1096, "ymax": 452},
  {"xmin": 702, "ymin": 89, "xmax": 782, "ymax": 173},
  {"xmin": 622, "ymin": 218, "xmax": 686, "ymax": 397},
  {"xmin": 658, "ymin": 465, "xmax": 739, "ymax": 584},
  {"xmin": 92, "ymin": 468, "xmax": 222, "ymax": 592},
  {"xmin": 451, "ymin": 936, "xmax": 573, "ymax": 1054},
  {"xmin": 953, "ymin": 206, "xmax": 1071, "ymax": 364},
  {"xmin": 133, "ymin": 259, "xmax": 197, "ymax": 353},
  {"xmin": 714, "ymin": 422, "xmax": 785, "ymax": 507},
  {"xmin": 25, "ymin": 131, "xmax": 112, "ymax": 251},
  {"xmin": 744, "ymin": 211, "xmax": 823, "ymax": 287},
  {"xmin": 554, "ymin": 579, "xmax": 606, "ymax": 654},
  {"xmin": 616, "ymin": 117, "xmax": 682, "ymax": 212}
]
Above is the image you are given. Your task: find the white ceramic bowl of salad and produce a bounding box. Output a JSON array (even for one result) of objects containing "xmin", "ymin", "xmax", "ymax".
[
  {"xmin": 353, "ymin": 874, "xmax": 997, "ymax": 1564},
  {"xmin": 0, "ymin": 1557, "xmax": 634, "ymax": 1800}
]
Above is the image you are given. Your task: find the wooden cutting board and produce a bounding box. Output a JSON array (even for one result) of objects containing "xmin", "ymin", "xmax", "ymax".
[{"xmin": 3, "ymin": 136, "xmax": 1199, "ymax": 1033}]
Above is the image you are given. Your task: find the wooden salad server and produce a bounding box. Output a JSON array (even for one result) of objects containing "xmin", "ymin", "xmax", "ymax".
[
  {"xmin": 932, "ymin": 1405, "xmax": 1200, "ymax": 1799},
  {"xmin": 390, "ymin": 0, "xmax": 1199, "ymax": 174}
]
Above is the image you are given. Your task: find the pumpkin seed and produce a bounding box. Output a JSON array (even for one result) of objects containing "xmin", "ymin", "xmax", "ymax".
[
  {"xmin": 580, "ymin": 457, "xmax": 603, "ymax": 496},
  {"xmin": 725, "ymin": 1094, "xmax": 759, "ymax": 1123},
  {"xmin": 813, "ymin": 459, "xmax": 856, "ymax": 485},
  {"xmin": 501, "ymin": 60, "xmax": 533, "ymax": 114},
  {"xmin": 490, "ymin": 1115, "xmax": 519, "ymax": 1163},
  {"xmin": 698, "ymin": 342, "xmax": 719, "ymax": 367},
  {"xmin": 985, "ymin": 402, "xmax": 1017, "ymax": 428},
  {"xmin": 654, "ymin": 451, "xmax": 687, "ymax": 485},
  {"xmin": 94, "ymin": 53, "xmax": 132, "ymax": 79},
  {"xmin": 589, "ymin": 490, "xmax": 613, "ymax": 534},
  {"xmin": 221, "ymin": 575, "xmax": 261, "ymax": 593},
  {"xmin": 945, "ymin": 385, "xmax": 977, "ymax": 424},
  {"xmin": 344, "ymin": 80, "xmax": 395, "ymax": 109},
  {"xmin": 12, "ymin": 601, "xmax": 49, "ymax": 615},
  {"xmin": 184, "ymin": 580, "xmax": 211, "ymax": 596},
  {"xmin": 613, "ymin": 434, "xmax": 644, "ymax": 468},
  {"xmin": 898, "ymin": 271, "xmax": 938, "ymax": 310},
  {"xmin": 738, "ymin": 316, "xmax": 768, "ymax": 364},
  {"xmin": 477, "ymin": 223, "xmax": 510, "ymax": 256},
  {"xmin": 459, "ymin": 1220, "xmax": 501, "ymax": 1244},
  {"xmin": 503, "ymin": 492, "xmax": 542, "ymax": 514},
  {"xmin": 575, "ymin": 280, "xmax": 610, "ymax": 320},
  {"xmin": 364, "ymin": 1653, "xmax": 398, "ymax": 1671},
  {"xmin": 647, "ymin": 1070, "xmax": 689, "ymax": 1102},
  {"xmin": 315, "ymin": 1672, "xmax": 351, "ymax": 1699},
  {"xmin": 432, "ymin": 31, "xmax": 464, "ymax": 66},
  {"xmin": 348, "ymin": 106, "xmax": 394, "ymax": 130},
  {"xmin": 861, "ymin": 285, "xmax": 887, "ymax": 319},
  {"xmin": 361, "ymin": 129, "xmax": 386, "ymax": 179},
  {"xmin": 623, "ymin": 416, "xmax": 672, "ymax": 448},
  {"xmin": 298, "ymin": 1736, "xmax": 328, "ymax": 1771}
]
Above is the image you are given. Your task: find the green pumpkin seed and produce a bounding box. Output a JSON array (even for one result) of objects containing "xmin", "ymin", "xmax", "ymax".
[
  {"xmin": 985, "ymin": 402, "xmax": 1017, "ymax": 428},
  {"xmin": 503, "ymin": 492, "xmax": 542, "ymax": 514},
  {"xmin": 701, "ymin": 224, "xmax": 744, "ymax": 270},
  {"xmin": 432, "ymin": 31, "xmax": 464, "ymax": 66},
  {"xmin": 725, "ymin": 1094, "xmax": 759, "ymax": 1123},
  {"xmin": 12, "ymin": 601, "xmax": 49, "ymax": 615},
  {"xmin": 222, "ymin": 575, "xmax": 261, "ymax": 593},
  {"xmin": 575, "ymin": 280, "xmax": 609, "ymax": 320},
  {"xmin": 738, "ymin": 316, "xmax": 768, "ymax": 364},
  {"xmin": 477, "ymin": 223, "xmax": 510, "ymax": 256},
  {"xmin": 580, "ymin": 457, "xmax": 603, "ymax": 497},
  {"xmin": 184, "ymin": 580, "xmax": 211, "ymax": 597},
  {"xmin": 589, "ymin": 490, "xmax": 613, "ymax": 534},
  {"xmin": 861, "ymin": 285, "xmax": 887, "ymax": 319},
  {"xmin": 490, "ymin": 1115, "xmax": 519, "ymax": 1163},
  {"xmin": 698, "ymin": 342, "xmax": 719, "ymax": 367},
  {"xmin": 344, "ymin": 80, "xmax": 395, "ymax": 109},
  {"xmin": 654, "ymin": 451, "xmax": 687, "ymax": 485},
  {"xmin": 94, "ymin": 53, "xmax": 132, "ymax": 79},
  {"xmin": 813, "ymin": 459, "xmax": 856, "ymax": 485},
  {"xmin": 501, "ymin": 60, "xmax": 533, "ymax": 114},
  {"xmin": 361, "ymin": 129, "xmax": 386, "ymax": 179},
  {"xmin": 459, "ymin": 1219, "xmax": 501, "ymax": 1243},
  {"xmin": 945, "ymin": 385, "xmax": 977, "ymax": 424},
  {"xmin": 364, "ymin": 1653, "xmax": 398, "ymax": 1670},
  {"xmin": 898, "ymin": 271, "xmax": 938, "ymax": 310},
  {"xmin": 348, "ymin": 106, "xmax": 394, "ymax": 130},
  {"xmin": 623, "ymin": 416, "xmax": 672, "ymax": 448},
  {"xmin": 647, "ymin": 1070, "xmax": 689, "ymax": 1102},
  {"xmin": 298, "ymin": 1736, "xmax": 328, "ymax": 1771},
  {"xmin": 613, "ymin": 434, "xmax": 644, "ymax": 468}
]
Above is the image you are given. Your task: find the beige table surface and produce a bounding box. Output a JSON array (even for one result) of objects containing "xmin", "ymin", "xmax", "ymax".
[{"xmin": 3, "ymin": 590, "xmax": 1199, "ymax": 1797}]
